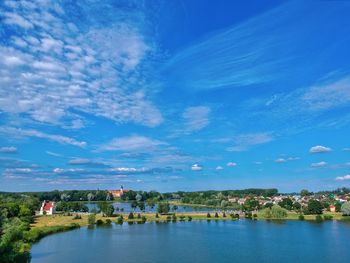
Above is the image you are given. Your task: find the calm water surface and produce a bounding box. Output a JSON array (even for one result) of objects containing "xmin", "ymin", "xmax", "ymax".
[
  {"xmin": 86, "ymin": 202, "xmax": 220, "ymax": 213},
  {"xmin": 31, "ymin": 220, "xmax": 350, "ymax": 263}
]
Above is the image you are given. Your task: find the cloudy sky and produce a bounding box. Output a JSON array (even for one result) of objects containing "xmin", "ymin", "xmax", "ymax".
[{"xmin": 0, "ymin": 0, "xmax": 350, "ymax": 192}]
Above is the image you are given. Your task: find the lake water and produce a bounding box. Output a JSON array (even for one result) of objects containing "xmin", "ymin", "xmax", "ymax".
[
  {"xmin": 31, "ymin": 220, "xmax": 350, "ymax": 263},
  {"xmin": 86, "ymin": 202, "xmax": 221, "ymax": 213}
]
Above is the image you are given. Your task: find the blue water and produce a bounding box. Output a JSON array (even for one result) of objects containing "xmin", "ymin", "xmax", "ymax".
[
  {"xmin": 31, "ymin": 220, "xmax": 350, "ymax": 263},
  {"xmin": 86, "ymin": 202, "xmax": 221, "ymax": 213}
]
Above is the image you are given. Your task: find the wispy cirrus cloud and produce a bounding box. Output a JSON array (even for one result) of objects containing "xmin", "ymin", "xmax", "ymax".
[
  {"xmin": 182, "ymin": 106, "xmax": 211, "ymax": 132},
  {"xmin": 0, "ymin": 127, "xmax": 86, "ymax": 148},
  {"xmin": 99, "ymin": 135, "xmax": 166, "ymax": 152},
  {"xmin": 162, "ymin": 2, "xmax": 349, "ymax": 91},
  {"xmin": 226, "ymin": 132, "xmax": 273, "ymax": 152}
]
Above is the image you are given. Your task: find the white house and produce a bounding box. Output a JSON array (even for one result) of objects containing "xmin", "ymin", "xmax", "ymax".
[{"xmin": 39, "ymin": 201, "xmax": 56, "ymax": 215}]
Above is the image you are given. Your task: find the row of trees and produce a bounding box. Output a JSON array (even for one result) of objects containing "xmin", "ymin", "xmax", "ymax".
[{"xmin": 0, "ymin": 190, "xmax": 111, "ymax": 202}]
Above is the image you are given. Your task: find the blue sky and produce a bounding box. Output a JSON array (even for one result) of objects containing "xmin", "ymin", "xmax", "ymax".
[{"xmin": 0, "ymin": 0, "xmax": 350, "ymax": 192}]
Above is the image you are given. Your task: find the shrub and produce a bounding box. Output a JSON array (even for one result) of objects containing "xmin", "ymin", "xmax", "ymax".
[
  {"xmin": 116, "ymin": 216, "xmax": 123, "ymax": 225},
  {"xmin": 188, "ymin": 216, "xmax": 192, "ymax": 221},
  {"xmin": 96, "ymin": 219, "xmax": 104, "ymax": 226},
  {"xmin": 298, "ymin": 214, "xmax": 305, "ymax": 220},
  {"xmin": 207, "ymin": 213, "xmax": 211, "ymax": 218},
  {"xmin": 179, "ymin": 216, "xmax": 186, "ymax": 221},
  {"xmin": 128, "ymin": 212, "xmax": 134, "ymax": 220},
  {"xmin": 222, "ymin": 212, "xmax": 226, "ymax": 217},
  {"xmin": 141, "ymin": 216, "xmax": 147, "ymax": 223},
  {"xmin": 73, "ymin": 214, "xmax": 81, "ymax": 220},
  {"xmin": 155, "ymin": 213, "xmax": 159, "ymax": 218},
  {"xmin": 137, "ymin": 213, "xmax": 141, "ymax": 219},
  {"xmin": 87, "ymin": 213, "xmax": 96, "ymax": 225},
  {"xmin": 214, "ymin": 212, "xmax": 219, "ymax": 218},
  {"xmin": 105, "ymin": 219, "xmax": 112, "ymax": 225},
  {"xmin": 172, "ymin": 214, "xmax": 177, "ymax": 222},
  {"xmin": 166, "ymin": 216, "xmax": 171, "ymax": 222}
]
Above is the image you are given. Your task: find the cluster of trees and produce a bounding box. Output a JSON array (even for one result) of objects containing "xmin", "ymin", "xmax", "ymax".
[
  {"xmin": 0, "ymin": 190, "xmax": 111, "ymax": 202},
  {"xmin": 55, "ymin": 202, "xmax": 88, "ymax": 213},
  {"xmin": 173, "ymin": 189, "xmax": 278, "ymax": 208},
  {"xmin": 0, "ymin": 194, "xmax": 40, "ymax": 262},
  {"xmin": 260, "ymin": 205, "xmax": 288, "ymax": 219}
]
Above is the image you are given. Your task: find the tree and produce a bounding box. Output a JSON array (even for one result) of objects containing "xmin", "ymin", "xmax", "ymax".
[
  {"xmin": 88, "ymin": 214, "xmax": 96, "ymax": 225},
  {"xmin": 300, "ymin": 189, "xmax": 310, "ymax": 197},
  {"xmin": 136, "ymin": 193, "xmax": 142, "ymax": 202},
  {"xmin": 221, "ymin": 200, "xmax": 228, "ymax": 208},
  {"xmin": 87, "ymin": 193, "xmax": 94, "ymax": 201},
  {"xmin": 305, "ymin": 200, "xmax": 323, "ymax": 215},
  {"xmin": 278, "ymin": 198, "xmax": 293, "ymax": 210},
  {"xmin": 128, "ymin": 212, "xmax": 134, "ymax": 220},
  {"xmin": 172, "ymin": 205, "xmax": 178, "ymax": 212},
  {"xmin": 293, "ymin": 202, "xmax": 301, "ymax": 211},
  {"xmin": 341, "ymin": 202, "xmax": 350, "ymax": 216},
  {"xmin": 98, "ymin": 202, "xmax": 114, "ymax": 217},
  {"xmin": 260, "ymin": 205, "xmax": 287, "ymax": 219},
  {"xmin": 157, "ymin": 202, "xmax": 170, "ymax": 214},
  {"xmin": 138, "ymin": 202, "xmax": 145, "ymax": 212},
  {"xmin": 335, "ymin": 202, "xmax": 342, "ymax": 212},
  {"xmin": 131, "ymin": 201, "xmax": 138, "ymax": 211}
]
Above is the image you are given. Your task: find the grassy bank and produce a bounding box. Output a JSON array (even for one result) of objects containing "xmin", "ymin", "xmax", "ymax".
[{"xmin": 31, "ymin": 212, "xmax": 237, "ymax": 229}]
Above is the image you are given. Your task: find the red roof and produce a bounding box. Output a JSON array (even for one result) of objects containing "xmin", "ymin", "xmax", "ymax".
[{"xmin": 43, "ymin": 202, "xmax": 54, "ymax": 211}]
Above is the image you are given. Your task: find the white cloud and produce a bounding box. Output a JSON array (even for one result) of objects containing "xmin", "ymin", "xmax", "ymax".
[
  {"xmin": 0, "ymin": 127, "xmax": 86, "ymax": 148},
  {"xmin": 191, "ymin": 164, "xmax": 203, "ymax": 171},
  {"xmin": 0, "ymin": 1, "xmax": 162, "ymax": 128},
  {"xmin": 6, "ymin": 168, "xmax": 32, "ymax": 173},
  {"xmin": 335, "ymin": 175, "xmax": 350, "ymax": 181},
  {"xmin": 109, "ymin": 167, "xmax": 149, "ymax": 173},
  {"xmin": 311, "ymin": 161, "xmax": 327, "ymax": 168},
  {"xmin": 309, "ymin": 145, "xmax": 332, "ymax": 153},
  {"xmin": 53, "ymin": 168, "xmax": 84, "ymax": 173},
  {"xmin": 3, "ymin": 12, "xmax": 33, "ymax": 29},
  {"xmin": 0, "ymin": 146, "xmax": 17, "ymax": 153},
  {"xmin": 100, "ymin": 135, "xmax": 166, "ymax": 152},
  {"xmin": 226, "ymin": 132, "xmax": 273, "ymax": 152},
  {"xmin": 274, "ymin": 156, "xmax": 299, "ymax": 163},
  {"xmin": 182, "ymin": 106, "xmax": 211, "ymax": 132},
  {"xmin": 275, "ymin": 158, "xmax": 286, "ymax": 163},
  {"xmin": 216, "ymin": 166, "xmax": 224, "ymax": 170},
  {"xmin": 227, "ymin": 162, "xmax": 237, "ymax": 167}
]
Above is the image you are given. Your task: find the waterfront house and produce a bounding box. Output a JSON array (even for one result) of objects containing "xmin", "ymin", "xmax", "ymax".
[
  {"xmin": 39, "ymin": 200, "xmax": 56, "ymax": 215},
  {"xmin": 329, "ymin": 205, "xmax": 336, "ymax": 212}
]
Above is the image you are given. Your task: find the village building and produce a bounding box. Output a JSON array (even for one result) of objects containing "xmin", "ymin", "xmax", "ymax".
[
  {"xmin": 39, "ymin": 200, "xmax": 56, "ymax": 215},
  {"xmin": 109, "ymin": 185, "xmax": 129, "ymax": 198},
  {"xmin": 329, "ymin": 205, "xmax": 336, "ymax": 212}
]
